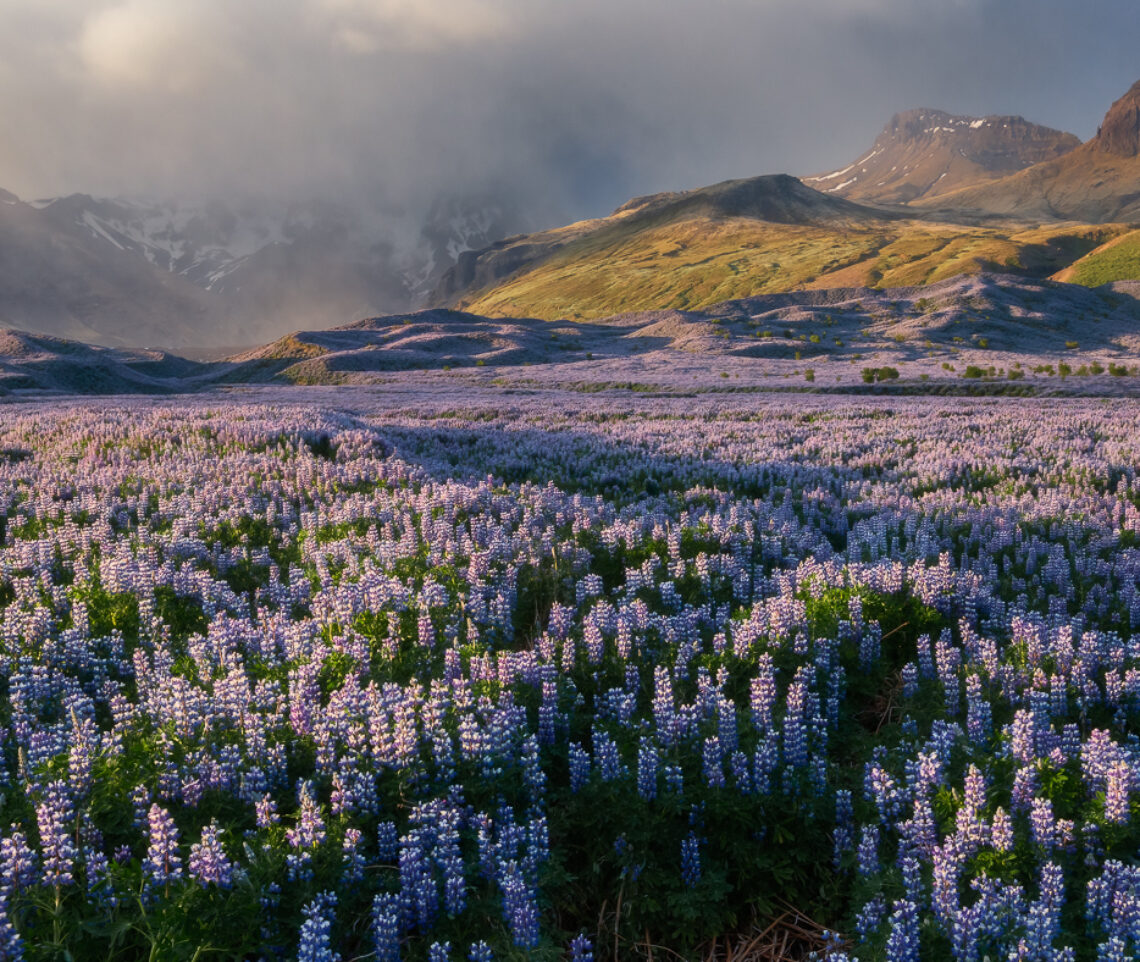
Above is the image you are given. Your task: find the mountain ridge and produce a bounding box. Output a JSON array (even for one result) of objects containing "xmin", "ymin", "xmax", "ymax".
[
  {"xmin": 915, "ymin": 81, "xmax": 1140, "ymax": 223},
  {"xmin": 804, "ymin": 109, "xmax": 1080, "ymax": 205}
]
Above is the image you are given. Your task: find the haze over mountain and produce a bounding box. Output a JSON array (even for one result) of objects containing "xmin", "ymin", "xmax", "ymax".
[
  {"xmin": 804, "ymin": 110, "xmax": 1080, "ymax": 205},
  {"xmin": 0, "ymin": 189, "xmax": 529, "ymax": 349}
]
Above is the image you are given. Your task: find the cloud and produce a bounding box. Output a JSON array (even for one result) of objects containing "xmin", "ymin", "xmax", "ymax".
[
  {"xmin": 317, "ymin": 0, "xmax": 515, "ymax": 52},
  {"xmin": 0, "ymin": 0, "xmax": 1135, "ymax": 226}
]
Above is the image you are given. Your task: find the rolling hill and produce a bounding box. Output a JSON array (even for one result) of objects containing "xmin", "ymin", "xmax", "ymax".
[
  {"xmin": 0, "ymin": 329, "xmax": 210, "ymax": 395},
  {"xmin": 5, "ymin": 273, "xmax": 1140, "ymax": 396}
]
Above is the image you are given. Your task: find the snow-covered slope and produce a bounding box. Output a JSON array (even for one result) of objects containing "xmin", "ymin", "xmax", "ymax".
[{"xmin": 4, "ymin": 190, "xmax": 529, "ymax": 348}]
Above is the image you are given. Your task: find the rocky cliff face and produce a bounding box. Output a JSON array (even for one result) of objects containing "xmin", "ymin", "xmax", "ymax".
[{"xmin": 1092, "ymin": 79, "xmax": 1140, "ymax": 158}]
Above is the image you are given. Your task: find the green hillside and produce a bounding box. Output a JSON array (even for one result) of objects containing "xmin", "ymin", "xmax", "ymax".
[
  {"xmin": 457, "ymin": 214, "xmax": 1126, "ymax": 320},
  {"xmin": 1054, "ymin": 229, "xmax": 1140, "ymax": 286}
]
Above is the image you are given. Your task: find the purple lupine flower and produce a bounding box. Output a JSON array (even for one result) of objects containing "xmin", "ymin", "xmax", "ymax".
[
  {"xmin": 188, "ymin": 820, "xmax": 232, "ymax": 889},
  {"xmin": 857, "ymin": 824, "xmax": 879, "ymax": 877},
  {"xmin": 750, "ymin": 655, "xmax": 777, "ymax": 732},
  {"xmin": 342, "ymin": 828, "xmax": 365, "ymax": 884},
  {"xmin": 901, "ymin": 662, "xmax": 919, "ymax": 699},
  {"xmin": 1023, "ymin": 862, "xmax": 1064, "ymax": 957},
  {"xmin": 36, "ymin": 782, "xmax": 76, "ymax": 889},
  {"xmin": 428, "ymin": 942, "xmax": 450, "ymax": 962},
  {"xmin": 0, "ymin": 833, "xmax": 36, "ymax": 897},
  {"xmin": 884, "ymin": 899, "xmax": 920, "ymax": 962},
  {"xmin": 833, "ymin": 789, "xmax": 854, "ymax": 869},
  {"xmin": 753, "ymin": 733, "xmax": 778, "ymax": 794},
  {"xmin": 142, "ymin": 803, "xmax": 182, "ymax": 889},
  {"xmin": 0, "ymin": 894, "xmax": 21, "ymax": 962},
  {"xmin": 1010, "ymin": 709, "xmax": 1036, "ymax": 765},
  {"xmin": 468, "ymin": 941, "xmax": 494, "ymax": 962},
  {"xmin": 930, "ymin": 843, "xmax": 960, "ymax": 925},
  {"xmin": 1104, "ymin": 761, "xmax": 1131, "ymax": 824},
  {"xmin": 866, "ymin": 761, "xmax": 902, "ymax": 825},
  {"xmin": 965, "ymin": 674, "xmax": 991, "ymax": 742},
  {"xmin": 377, "ymin": 821, "xmax": 399, "ymax": 862},
  {"xmin": 372, "ymin": 893, "xmax": 400, "ymax": 962},
  {"xmin": 783, "ymin": 677, "xmax": 809, "ymax": 768},
  {"xmin": 1098, "ymin": 938, "xmax": 1129, "ymax": 962},
  {"xmin": 637, "ymin": 737, "xmax": 658, "ymax": 801},
  {"xmin": 730, "ymin": 750, "xmax": 751, "ymax": 793},
  {"xmin": 702, "ymin": 735, "xmax": 725, "ymax": 789},
  {"xmin": 437, "ymin": 813, "xmax": 467, "ymax": 917},
  {"xmin": 1011, "ymin": 766, "xmax": 1038, "ymax": 812},
  {"xmin": 520, "ymin": 734, "xmax": 546, "ymax": 801},
  {"xmin": 664, "ymin": 763, "xmax": 684, "ymax": 796},
  {"xmin": 680, "ymin": 831, "xmax": 701, "ymax": 887},
  {"xmin": 399, "ymin": 830, "xmax": 438, "ymax": 931},
  {"xmin": 594, "ymin": 730, "xmax": 625, "ymax": 781},
  {"xmin": 855, "ymin": 894, "xmax": 886, "ymax": 942},
  {"xmin": 255, "ymin": 793, "xmax": 279, "ymax": 828},
  {"xmin": 569, "ymin": 933, "xmax": 594, "ymax": 962},
  {"xmin": 898, "ymin": 843, "xmax": 923, "ymax": 904},
  {"xmin": 498, "ymin": 859, "xmax": 539, "ymax": 949},
  {"xmin": 992, "ymin": 806, "xmax": 1014, "ymax": 852},
  {"xmin": 297, "ymin": 891, "xmax": 340, "ymax": 962},
  {"xmin": 287, "ymin": 781, "xmax": 327, "ymax": 850},
  {"xmin": 568, "ymin": 742, "xmax": 590, "ymax": 792},
  {"xmin": 1030, "ymin": 796, "xmax": 1056, "ymax": 851}
]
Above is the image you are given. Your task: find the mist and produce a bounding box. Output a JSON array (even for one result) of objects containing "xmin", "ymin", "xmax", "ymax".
[{"xmin": 1, "ymin": 0, "xmax": 1136, "ymax": 229}]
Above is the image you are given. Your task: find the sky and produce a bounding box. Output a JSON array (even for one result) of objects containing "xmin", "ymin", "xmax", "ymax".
[{"xmin": 0, "ymin": 0, "xmax": 1137, "ymax": 228}]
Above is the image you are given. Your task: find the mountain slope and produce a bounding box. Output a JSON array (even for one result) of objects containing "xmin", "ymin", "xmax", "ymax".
[
  {"xmin": 805, "ymin": 109, "xmax": 1079, "ymax": 205},
  {"xmin": 918, "ymin": 80, "xmax": 1140, "ymax": 223},
  {"xmin": 0, "ymin": 194, "xmax": 216, "ymax": 348},
  {"xmin": 431, "ymin": 172, "xmax": 1125, "ymax": 320}
]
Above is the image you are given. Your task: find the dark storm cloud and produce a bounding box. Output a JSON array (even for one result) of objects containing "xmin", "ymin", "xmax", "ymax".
[{"xmin": 0, "ymin": 0, "xmax": 1135, "ymax": 224}]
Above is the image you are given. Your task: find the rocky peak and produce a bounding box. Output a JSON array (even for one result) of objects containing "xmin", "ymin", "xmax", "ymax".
[{"xmin": 1092, "ymin": 79, "xmax": 1140, "ymax": 158}]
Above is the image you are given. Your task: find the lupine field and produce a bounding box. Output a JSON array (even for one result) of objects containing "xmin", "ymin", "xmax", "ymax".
[{"xmin": 4, "ymin": 387, "xmax": 1140, "ymax": 961}]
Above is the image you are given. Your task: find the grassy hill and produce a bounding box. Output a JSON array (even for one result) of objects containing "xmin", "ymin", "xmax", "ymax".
[
  {"xmin": 1053, "ymin": 229, "xmax": 1140, "ymax": 285},
  {"xmin": 453, "ymin": 210, "xmax": 1126, "ymax": 321}
]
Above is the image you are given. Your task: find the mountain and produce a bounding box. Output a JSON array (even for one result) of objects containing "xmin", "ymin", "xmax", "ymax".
[
  {"xmin": 804, "ymin": 109, "xmax": 1080, "ymax": 205},
  {"xmin": 430, "ymin": 173, "xmax": 1123, "ymax": 320},
  {"xmin": 1, "ymin": 190, "xmax": 528, "ymax": 350},
  {"xmin": 0, "ymin": 193, "xmax": 216, "ymax": 347},
  {"xmin": 918, "ymin": 80, "xmax": 1140, "ymax": 223},
  {"xmin": 430, "ymin": 174, "xmax": 893, "ymax": 313},
  {"xmin": 431, "ymin": 82, "xmax": 1140, "ymax": 318}
]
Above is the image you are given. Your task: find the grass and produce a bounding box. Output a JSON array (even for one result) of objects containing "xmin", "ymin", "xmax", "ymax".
[
  {"xmin": 458, "ymin": 214, "xmax": 1127, "ymax": 321},
  {"xmin": 1056, "ymin": 229, "xmax": 1140, "ymax": 286}
]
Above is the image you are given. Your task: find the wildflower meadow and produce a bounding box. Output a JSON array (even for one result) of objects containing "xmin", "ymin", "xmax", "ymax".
[{"xmin": 1, "ymin": 388, "xmax": 1139, "ymax": 961}]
